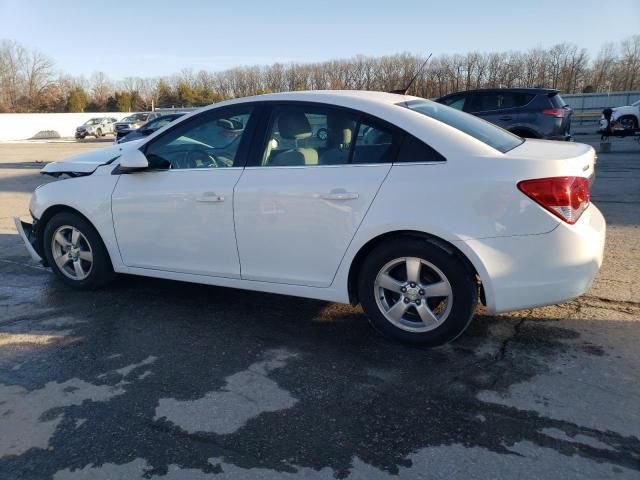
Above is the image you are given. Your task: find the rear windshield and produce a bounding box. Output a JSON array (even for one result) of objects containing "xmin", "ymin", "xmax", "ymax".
[
  {"xmin": 549, "ymin": 93, "xmax": 567, "ymax": 108},
  {"xmin": 402, "ymin": 99, "xmax": 524, "ymax": 153}
]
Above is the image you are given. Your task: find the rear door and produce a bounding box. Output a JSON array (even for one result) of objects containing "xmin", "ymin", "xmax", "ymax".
[{"xmin": 233, "ymin": 102, "xmax": 398, "ymax": 287}]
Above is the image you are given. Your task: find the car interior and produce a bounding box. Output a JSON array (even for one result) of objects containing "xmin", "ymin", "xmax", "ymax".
[{"xmin": 262, "ymin": 107, "xmax": 396, "ymax": 167}]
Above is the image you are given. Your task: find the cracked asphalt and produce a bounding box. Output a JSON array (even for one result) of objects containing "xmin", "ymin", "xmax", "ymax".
[{"xmin": 0, "ymin": 136, "xmax": 639, "ymax": 479}]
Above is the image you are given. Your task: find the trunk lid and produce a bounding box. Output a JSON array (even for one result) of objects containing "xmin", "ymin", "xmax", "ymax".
[{"xmin": 505, "ymin": 139, "xmax": 596, "ymax": 182}]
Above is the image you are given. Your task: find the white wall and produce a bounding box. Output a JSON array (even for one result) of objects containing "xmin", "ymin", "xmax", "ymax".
[{"xmin": 0, "ymin": 112, "xmax": 127, "ymax": 141}]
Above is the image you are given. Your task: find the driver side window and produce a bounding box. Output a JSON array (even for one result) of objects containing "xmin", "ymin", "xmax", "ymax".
[{"xmin": 145, "ymin": 108, "xmax": 252, "ymax": 170}]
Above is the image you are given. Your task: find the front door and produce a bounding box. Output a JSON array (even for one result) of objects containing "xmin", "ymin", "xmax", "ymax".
[
  {"xmin": 234, "ymin": 103, "xmax": 398, "ymax": 287},
  {"xmin": 111, "ymin": 106, "xmax": 254, "ymax": 278}
]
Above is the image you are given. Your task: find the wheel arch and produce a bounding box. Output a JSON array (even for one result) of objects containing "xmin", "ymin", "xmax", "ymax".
[
  {"xmin": 346, "ymin": 230, "xmax": 486, "ymax": 306},
  {"xmin": 617, "ymin": 114, "xmax": 639, "ymax": 126},
  {"xmin": 36, "ymin": 204, "xmax": 113, "ymax": 269}
]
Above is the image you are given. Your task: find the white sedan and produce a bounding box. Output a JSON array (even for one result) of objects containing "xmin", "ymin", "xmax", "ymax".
[{"xmin": 14, "ymin": 91, "xmax": 605, "ymax": 346}]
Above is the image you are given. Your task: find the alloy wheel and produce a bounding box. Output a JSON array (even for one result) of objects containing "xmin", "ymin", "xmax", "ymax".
[
  {"xmin": 50, "ymin": 225, "xmax": 94, "ymax": 281},
  {"xmin": 374, "ymin": 257, "xmax": 453, "ymax": 332}
]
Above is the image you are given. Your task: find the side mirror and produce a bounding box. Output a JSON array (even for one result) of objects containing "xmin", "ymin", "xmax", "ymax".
[{"xmin": 118, "ymin": 149, "xmax": 149, "ymax": 171}]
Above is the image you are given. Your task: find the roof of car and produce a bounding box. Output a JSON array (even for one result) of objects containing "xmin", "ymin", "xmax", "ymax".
[
  {"xmin": 439, "ymin": 88, "xmax": 559, "ymax": 98},
  {"xmin": 201, "ymin": 90, "xmax": 418, "ymax": 111}
]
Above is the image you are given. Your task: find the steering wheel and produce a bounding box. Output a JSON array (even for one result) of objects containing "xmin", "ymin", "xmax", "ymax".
[{"xmin": 186, "ymin": 147, "xmax": 222, "ymax": 168}]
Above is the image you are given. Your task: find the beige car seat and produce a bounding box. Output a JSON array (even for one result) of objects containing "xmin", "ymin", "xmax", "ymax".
[
  {"xmin": 268, "ymin": 110, "xmax": 318, "ymax": 166},
  {"xmin": 320, "ymin": 115, "xmax": 355, "ymax": 165}
]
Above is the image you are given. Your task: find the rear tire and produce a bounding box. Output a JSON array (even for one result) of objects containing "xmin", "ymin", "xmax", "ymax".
[
  {"xmin": 358, "ymin": 238, "xmax": 477, "ymax": 346},
  {"xmin": 95, "ymin": 128, "xmax": 103, "ymax": 138},
  {"xmin": 43, "ymin": 212, "xmax": 115, "ymax": 290}
]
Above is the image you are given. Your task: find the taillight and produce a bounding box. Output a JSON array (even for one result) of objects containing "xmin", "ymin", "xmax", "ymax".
[
  {"xmin": 542, "ymin": 108, "xmax": 568, "ymax": 118},
  {"xmin": 518, "ymin": 176, "xmax": 590, "ymax": 224}
]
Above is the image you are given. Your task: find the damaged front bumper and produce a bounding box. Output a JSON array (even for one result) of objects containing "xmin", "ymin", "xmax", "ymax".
[{"xmin": 13, "ymin": 216, "xmax": 44, "ymax": 263}]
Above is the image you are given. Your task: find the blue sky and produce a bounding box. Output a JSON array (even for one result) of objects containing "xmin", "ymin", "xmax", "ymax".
[{"xmin": 1, "ymin": 0, "xmax": 638, "ymax": 79}]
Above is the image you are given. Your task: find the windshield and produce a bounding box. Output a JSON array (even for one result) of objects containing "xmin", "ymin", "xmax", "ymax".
[
  {"xmin": 401, "ymin": 99, "xmax": 524, "ymax": 153},
  {"xmin": 83, "ymin": 118, "xmax": 101, "ymax": 125},
  {"xmin": 144, "ymin": 114, "xmax": 183, "ymax": 131},
  {"xmin": 121, "ymin": 113, "xmax": 149, "ymax": 122},
  {"xmin": 145, "ymin": 118, "xmax": 172, "ymax": 131},
  {"xmin": 632, "ymin": 99, "xmax": 640, "ymax": 107}
]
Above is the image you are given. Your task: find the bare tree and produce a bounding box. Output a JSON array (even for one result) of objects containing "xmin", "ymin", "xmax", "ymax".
[
  {"xmin": 1, "ymin": 36, "xmax": 638, "ymax": 112},
  {"xmin": 89, "ymin": 71, "xmax": 113, "ymax": 107}
]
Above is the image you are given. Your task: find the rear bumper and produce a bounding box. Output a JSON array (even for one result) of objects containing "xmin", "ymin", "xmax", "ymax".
[
  {"xmin": 462, "ymin": 205, "xmax": 606, "ymax": 314},
  {"xmin": 13, "ymin": 217, "xmax": 43, "ymax": 263}
]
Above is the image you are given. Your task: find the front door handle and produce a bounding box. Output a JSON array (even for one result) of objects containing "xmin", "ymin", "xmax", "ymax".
[
  {"xmin": 319, "ymin": 192, "xmax": 359, "ymax": 201},
  {"xmin": 499, "ymin": 115, "xmax": 512, "ymax": 121},
  {"xmin": 197, "ymin": 192, "xmax": 225, "ymax": 203}
]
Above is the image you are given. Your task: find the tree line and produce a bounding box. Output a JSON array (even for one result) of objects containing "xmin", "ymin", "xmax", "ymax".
[{"xmin": 1, "ymin": 35, "xmax": 639, "ymax": 113}]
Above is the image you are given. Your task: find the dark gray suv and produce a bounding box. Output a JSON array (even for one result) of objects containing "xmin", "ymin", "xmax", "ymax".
[{"xmin": 436, "ymin": 88, "xmax": 572, "ymax": 141}]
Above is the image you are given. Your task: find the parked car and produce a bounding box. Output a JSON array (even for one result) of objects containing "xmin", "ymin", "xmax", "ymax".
[
  {"xmin": 75, "ymin": 117, "xmax": 118, "ymax": 139},
  {"xmin": 14, "ymin": 91, "xmax": 604, "ymax": 346},
  {"xmin": 601, "ymin": 99, "xmax": 640, "ymax": 130},
  {"xmin": 436, "ymin": 88, "xmax": 573, "ymax": 140},
  {"xmin": 113, "ymin": 112, "xmax": 162, "ymax": 134},
  {"xmin": 115, "ymin": 113, "xmax": 186, "ymax": 144}
]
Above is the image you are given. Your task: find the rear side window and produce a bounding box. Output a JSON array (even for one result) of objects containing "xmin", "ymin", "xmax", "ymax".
[
  {"xmin": 470, "ymin": 93, "xmax": 534, "ymax": 112},
  {"xmin": 259, "ymin": 104, "xmax": 404, "ymax": 166},
  {"xmin": 395, "ymin": 135, "xmax": 445, "ymax": 163},
  {"xmin": 402, "ymin": 99, "xmax": 524, "ymax": 153},
  {"xmin": 470, "ymin": 93, "xmax": 501, "ymax": 112},
  {"xmin": 352, "ymin": 121, "xmax": 397, "ymax": 164},
  {"xmin": 513, "ymin": 93, "xmax": 534, "ymax": 107}
]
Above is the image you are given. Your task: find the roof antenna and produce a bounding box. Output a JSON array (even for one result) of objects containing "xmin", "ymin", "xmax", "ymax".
[{"xmin": 389, "ymin": 53, "xmax": 432, "ymax": 95}]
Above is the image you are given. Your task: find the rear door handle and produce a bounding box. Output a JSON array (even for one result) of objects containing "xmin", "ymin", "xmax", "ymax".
[
  {"xmin": 319, "ymin": 192, "xmax": 359, "ymax": 201},
  {"xmin": 197, "ymin": 192, "xmax": 225, "ymax": 203},
  {"xmin": 499, "ymin": 116, "xmax": 512, "ymax": 121}
]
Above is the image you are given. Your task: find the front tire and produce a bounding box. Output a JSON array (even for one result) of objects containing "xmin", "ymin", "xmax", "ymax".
[
  {"xmin": 43, "ymin": 212, "xmax": 114, "ymax": 290},
  {"xmin": 95, "ymin": 128, "xmax": 103, "ymax": 138},
  {"xmin": 618, "ymin": 115, "xmax": 638, "ymax": 130},
  {"xmin": 358, "ymin": 238, "xmax": 477, "ymax": 346}
]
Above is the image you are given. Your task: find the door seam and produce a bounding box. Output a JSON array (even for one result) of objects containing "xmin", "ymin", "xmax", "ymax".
[
  {"xmin": 232, "ymin": 168, "xmax": 246, "ymax": 279},
  {"xmin": 328, "ymin": 163, "xmax": 394, "ymax": 286}
]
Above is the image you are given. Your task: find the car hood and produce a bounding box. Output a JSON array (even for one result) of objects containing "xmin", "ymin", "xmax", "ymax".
[
  {"xmin": 41, "ymin": 139, "xmax": 145, "ymax": 176},
  {"xmin": 611, "ymin": 106, "xmax": 636, "ymax": 117}
]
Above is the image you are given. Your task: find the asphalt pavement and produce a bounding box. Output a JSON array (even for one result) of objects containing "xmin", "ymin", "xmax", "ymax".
[{"xmin": 0, "ymin": 136, "xmax": 638, "ymax": 479}]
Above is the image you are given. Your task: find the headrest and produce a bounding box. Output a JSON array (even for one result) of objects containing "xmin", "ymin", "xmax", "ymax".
[
  {"xmin": 328, "ymin": 115, "xmax": 354, "ymax": 146},
  {"xmin": 278, "ymin": 111, "xmax": 312, "ymax": 140}
]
